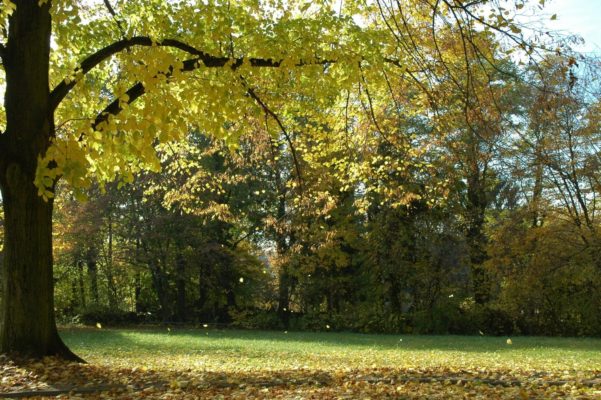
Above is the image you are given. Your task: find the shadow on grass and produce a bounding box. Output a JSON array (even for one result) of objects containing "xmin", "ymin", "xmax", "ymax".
[
  {"xmin": 0, "ymin": 354, "xmax": 335, "ymax": 398},
  {"xmin": 2, "ymin": 351, "xmax": 600, "ymax": 399}
]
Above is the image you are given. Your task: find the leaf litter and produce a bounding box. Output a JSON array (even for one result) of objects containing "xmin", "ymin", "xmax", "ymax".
[{"xmin": 1, "ymin": 330, "xmax": 600, "ymax": 399}]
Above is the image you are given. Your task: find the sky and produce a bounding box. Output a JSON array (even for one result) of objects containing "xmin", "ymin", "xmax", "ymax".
[{"xmin": 536, "ymin": 0, "xmax": 601, "ymax": 54}]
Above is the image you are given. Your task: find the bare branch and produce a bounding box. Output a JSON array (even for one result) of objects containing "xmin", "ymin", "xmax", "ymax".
[
  {"xmin": 103, "ymin": 0, "xmax": 127, "ymax": 37},
  {"xmin": 359, "ymin": 65, "xmax": 397, "ymax": 149},
  {"xmin": 244, "ymin": 84, "xmax": 304, "ymax": 192}
]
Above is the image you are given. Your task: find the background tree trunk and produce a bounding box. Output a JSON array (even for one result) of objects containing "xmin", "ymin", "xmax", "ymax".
[
  {"xmin": 175, "ymin": 253, "xmax": 186, "ymax": 322},
  {"xmin": 77, "ymin": 261, "xmax": 86, "ymax": 309},
  {"xmin": 465, "ymin": 142, "xmax": 491, "ymax": 305},
  {"xmin": 86, "ymin": 248, "xmax": 100, "ymax": 306}
]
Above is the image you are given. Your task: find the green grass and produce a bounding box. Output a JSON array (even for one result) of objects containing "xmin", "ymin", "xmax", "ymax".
[
  {"xmin": 0, "ymin": 328, "xmax": 580, "ymax": 398},
  {"xmin": 60, "ymin": 327, "xmax": 601, "ymax": 373}
]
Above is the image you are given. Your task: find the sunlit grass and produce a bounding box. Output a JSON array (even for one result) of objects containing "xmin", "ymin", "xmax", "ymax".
[{"xmin": 60, "ymin": 328, "xmax": 601, "ymax": 374}]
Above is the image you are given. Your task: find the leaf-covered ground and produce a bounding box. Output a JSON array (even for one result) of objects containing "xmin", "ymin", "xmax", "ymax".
[{"xmin": 1, "ymin": 328, "xmax": 600, "ymax": 398}]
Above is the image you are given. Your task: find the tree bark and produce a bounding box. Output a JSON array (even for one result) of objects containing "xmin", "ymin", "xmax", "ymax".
[
  {"xmin": 0, "ymin": 1, "xmax": 81, "ymax": 360},
  {"xmin": 0, "ymin": 165, "xmax": 79, "ymax": 359}
]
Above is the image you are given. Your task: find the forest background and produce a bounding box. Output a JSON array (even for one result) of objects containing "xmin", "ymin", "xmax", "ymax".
[{"xmin": 0, "ymin": 0, "xmax": 600, "ymax": 344}]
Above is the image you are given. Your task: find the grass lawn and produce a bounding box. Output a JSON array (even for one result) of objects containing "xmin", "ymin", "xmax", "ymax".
[{"xmin": 1, "ymin": 328, "xmax": 601, "ymax": 398}]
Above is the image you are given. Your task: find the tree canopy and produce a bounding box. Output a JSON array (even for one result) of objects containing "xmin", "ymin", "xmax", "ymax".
[{"xmin": 0, "ymin": 0, "xmax": 597, "ymax": 359}]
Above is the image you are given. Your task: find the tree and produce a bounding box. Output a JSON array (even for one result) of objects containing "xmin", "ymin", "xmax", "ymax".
[
  {"xmin": 0, "ymin": 2, "xmax": 69, "ymax": 358},
  {"xmin": 0, "ymin": 0, "xmax": 541, "ymax": 358},
  {"xmin": 0, "ymin": 0, "xmax": 338, "ymax": 359}
]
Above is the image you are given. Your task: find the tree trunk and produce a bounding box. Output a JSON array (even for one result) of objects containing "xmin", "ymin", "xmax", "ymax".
[
  {"xmin": 148, "ymin": 259, "xmax": 170, "ymax": 322},
  {"xmin": 134, "ymin": 271, "xmax": 143, "ymax": 313},
  {"xmin": 277, "ymin": 269, "xmax": 293, "ymax": 326},
  {"xmin": 466, "ymin": 151, "xmax": 491, "ymax": 305},
  {"xmin": 0, "ymin": 167, "xmax": 79, "ymax": 360},
  {"xmin": 105, "ymin": 208, "xmax": 118, "ymax": 310},
  {"xmin": 70, "ymin": 278, "xmax": 78, "ymax": 312},
  {"xmin": 197, "ymin": 263, "xmax": 208, "ymax": 320},
  {"xmin": 134, "ymin": 239, "xmax": 143, "ymax": 313},
  {"xmin": 530, "ymin": 142, "xmax": 544, "ymax": 228},
  {"xmin": 0, "ymin": 1, "xmax": 81, "ymax": 360},
  {"xmin": 86, "ymin": 248, "xmax": 100, "ymax": 305},
  {"xmin": 175, "ymin": 253, "xmax": 186, "ymax": 322},
  {"xmin": 274, "ymin": 177, "xmax": 292, "ymax": 326},
  {"xmin": 77, "ymin": 261, "xmax": 86, "ymax": 309}
]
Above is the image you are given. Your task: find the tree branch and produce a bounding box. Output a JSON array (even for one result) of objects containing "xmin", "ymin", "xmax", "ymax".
[
  {"xmin": 103, "ymin": 0, "xmax": 127, "ymax": 37},
  {"xmin": 87, "ymin": 56, "xmax": 199, "ymax": 137},
  {"xmin": 244, "ymin": 84, "xmax": 304, "ymax": 192},
  {"xmin": 85, "ymin": 44, "xmax": 335, "ymax": 145},
  {"xmin": 50, "ymin": 36, "xmax": 329, "ymax": 111},
  {"xmin": 91, "ymin": 82, "xmax": 146, "ymax": 134}
]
